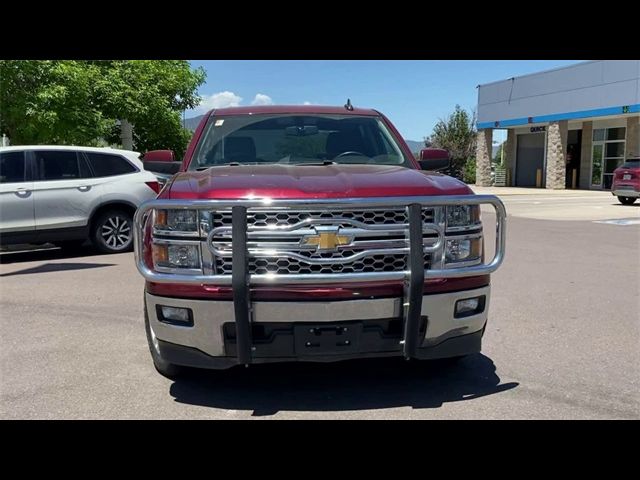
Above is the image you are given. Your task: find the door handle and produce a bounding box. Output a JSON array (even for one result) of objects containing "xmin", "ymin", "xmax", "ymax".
[
  {"xmin": 77, "ymin": 185, "xmax": 91, "ymax": 192},
  {"xmin": 15, "ymin": 188, "xmax": 31, "ymax": 197}
]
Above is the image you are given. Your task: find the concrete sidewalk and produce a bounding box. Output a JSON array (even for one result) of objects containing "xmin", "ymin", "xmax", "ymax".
[{"xmin": 469, "ymin": 185, "xmax": 612, "ymax": 197}]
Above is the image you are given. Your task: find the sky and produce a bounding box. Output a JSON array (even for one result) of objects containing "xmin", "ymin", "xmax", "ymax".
[{"xmin": 187, "ymin": 60, "xmax": 581, "ymax": 143}]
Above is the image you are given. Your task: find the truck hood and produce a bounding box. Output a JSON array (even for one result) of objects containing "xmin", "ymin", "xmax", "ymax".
[{"xmin": 165, "ymin": 164, "xmax": 473, "ymax": 199}]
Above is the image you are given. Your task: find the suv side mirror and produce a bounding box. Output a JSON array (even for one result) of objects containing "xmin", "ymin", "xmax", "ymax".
[
  {"xmin": 418, "ymin": 148, "xmax": 450, "ymax": 171},
  {"xmin": 142, "ymin": 150, "xmax": 181, "ymax": 175}
]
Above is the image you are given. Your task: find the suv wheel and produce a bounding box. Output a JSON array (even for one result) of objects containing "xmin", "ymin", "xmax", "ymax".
[
  {"xmin": 144, "ymin": 304, "xmax": 184, "ymax": 379},
  {"xmin": 92, "ymin": 210, "xmax": 133, "ymax": 253},
  {"xmin": 618, "ymin": 196, "xmax": 637, "ymax": 205}
]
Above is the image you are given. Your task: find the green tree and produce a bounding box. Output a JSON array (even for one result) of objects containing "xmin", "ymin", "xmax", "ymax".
[
  {"xmin": 0, "ymin": 61, "xmax": 111, "ymax": 145},
  {"xmin": 428, "ymin": 105, "xmax": 477, "ymax": 180},
  {"xmin": 0, "ymin": 60, "xmax": 205, "ymax": 157}
]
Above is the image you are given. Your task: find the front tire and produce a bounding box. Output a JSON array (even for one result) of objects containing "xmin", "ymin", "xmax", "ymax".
[
  {"xmin": 618, "ymin": 196, "xmax": 637, "ymax": 205},
  {"xmin": 144, "ymin": 303, "xmax": 184, "ymax": 379},
  {"xmin": 91, "ymin": 210, "xmax": 133, "ymax": 253}
]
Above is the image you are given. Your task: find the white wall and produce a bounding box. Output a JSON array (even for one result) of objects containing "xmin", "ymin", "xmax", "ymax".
[{"xmin": 478, "ymin": 61, "xmax": 640, "ymax": 124}]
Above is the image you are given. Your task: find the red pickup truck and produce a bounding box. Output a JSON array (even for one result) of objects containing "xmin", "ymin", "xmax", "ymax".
[{"xmin": 133, "ymin": 105, "xmax": 506, "ymax": 378}]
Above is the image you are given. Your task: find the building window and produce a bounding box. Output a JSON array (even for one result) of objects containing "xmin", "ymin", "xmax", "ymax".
[{"xmin": 591, "ymin": 127, "xmax": 626, "ymax": 189}]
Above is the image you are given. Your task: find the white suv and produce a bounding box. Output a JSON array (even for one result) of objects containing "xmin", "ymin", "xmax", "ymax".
[{"xmin": 0, "ymin": 145, "xmax": 160, "ymax": 253}]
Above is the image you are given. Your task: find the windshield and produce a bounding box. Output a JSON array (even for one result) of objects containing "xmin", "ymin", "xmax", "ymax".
[
  {"xmin": 622, "ymin": 160, "xmax": 640, "ymax": 168},
  {"xmin": 189, "ymin": 114, "xmax": 411, "ymax": 170}
]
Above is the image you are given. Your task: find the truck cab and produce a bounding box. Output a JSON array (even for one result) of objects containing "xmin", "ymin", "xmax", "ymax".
[{"xmin": 133, "ymin": 105, "xmax": 506, "ymax": 378}]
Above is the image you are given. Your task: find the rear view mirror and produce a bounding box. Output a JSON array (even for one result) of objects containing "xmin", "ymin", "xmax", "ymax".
[
  {"xmin": 142, "ymin": 150, "xmax": 181, "ymax": 175},
  {"xmin": 418, "ymin": 148, "xmax": 450, "ymax": 171},
  {"xmin": 285, "ymin": 125, "xmax": 319, "ymax": 136}
]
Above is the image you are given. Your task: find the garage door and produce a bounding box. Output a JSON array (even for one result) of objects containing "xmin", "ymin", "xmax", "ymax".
[{"xmin": 516, "ymin": 133, "xmax": 545, "ymax": 187}]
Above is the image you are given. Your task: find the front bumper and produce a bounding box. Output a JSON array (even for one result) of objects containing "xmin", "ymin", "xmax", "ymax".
[
  {"xmin": 146, "ymin": 285, "xmax": 490, "ymax": 368},
  {"xmin": 135, "ymin": 195, "xmax": 506, "ymax": 365}
]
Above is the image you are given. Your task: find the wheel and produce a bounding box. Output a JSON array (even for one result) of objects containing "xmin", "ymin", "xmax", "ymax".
[
  {"xmin": 91, "ymin": 210, "xmax": 133, "ymax": 253},
  {"xmin": 56, "ymin": 239, "xmax": 86, "ymax": 250},
  {"xmin": 618, "ymin": 196, "xmax": 637, "ymax": 205},
  {"xmin": 144, "ymin": 304, "xmax": 184, "ymax": 379}
]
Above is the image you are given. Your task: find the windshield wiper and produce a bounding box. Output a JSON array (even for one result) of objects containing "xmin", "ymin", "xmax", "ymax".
[
  {"xmin": 196, "ymin": 162, "xmax": 241, "ymax": 170},
  {"xmin": 290, "ymin": 160, "xmax": 337, "ymax": 166}
]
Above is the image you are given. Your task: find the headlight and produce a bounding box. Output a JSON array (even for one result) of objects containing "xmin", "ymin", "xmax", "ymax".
[
  {"xmin": 152, "ymin": 242, "xmax": 202, "ymax": 271},
  {"xmin": 446, "ymin": 205, "xmax": 480, "ymax": 231},
  {"xmin": 154, "ymin": 209, "xmax": 198, "ymax": 233},
  {"xmin": 445, "ymin": 237, "xmax": 482, "ymax": 264}
]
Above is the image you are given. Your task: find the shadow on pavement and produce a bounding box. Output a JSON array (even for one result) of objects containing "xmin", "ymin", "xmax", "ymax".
[
  {"xmin": 0, "ymin": 244, "xmax": 127, "ymax": 264},
  {"xmin": 169, "ymin": 353, "xmax": 518, "ymax": 416},
  {"xmin": 0, "ymin": 261, "xmax": 116, "ymax": 277}
]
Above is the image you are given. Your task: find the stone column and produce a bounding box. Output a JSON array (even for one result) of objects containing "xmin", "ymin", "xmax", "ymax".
[
  {"xmin": 579, "ymin": 121, "xmax": 592, "ymax": 189},
  {"xmin": 626, "ymin": 116, "xmax": 640, "ymax": 159},
  {"xmin": 545, "ymin": 121, "xmax": 568, "ymax": 189},
  {"xmin": 475, "ymin": 129, "xmax": 492, "ymax": 187},
  {"xmin": 504, "ymin": 129, "xmax": 516, "ymax": 186}
]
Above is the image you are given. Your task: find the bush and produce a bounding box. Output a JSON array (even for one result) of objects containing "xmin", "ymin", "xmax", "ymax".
[{"xmin": 463, "ymin": 157, "xmax": 476, "ymax": 184}]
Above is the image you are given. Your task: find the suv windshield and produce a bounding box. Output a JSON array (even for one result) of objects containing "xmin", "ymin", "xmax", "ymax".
[{"xmin": 190, "ymin": 114, "xmax": 410, "ymax": 170}]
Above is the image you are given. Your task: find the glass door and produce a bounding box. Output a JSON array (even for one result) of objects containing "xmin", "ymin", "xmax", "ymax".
[
  {"xmin": 591, "ymin": 127, "xmax": 626, "ymax": 189},
  {"xmin": 591, "ymin": 144, "xmax": 603, "ymax": 187}
]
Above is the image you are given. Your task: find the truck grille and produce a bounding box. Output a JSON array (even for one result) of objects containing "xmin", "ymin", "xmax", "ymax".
[
  {"xmin": 211, "ymin": 208, "xmax": 434, "ymax": 229},
  {"xmin": 213, "ymin": 253, "xmax": 432, "ymax": 275},
  {"xmin": 207, "ymin": 208, "xmax": 438, "ymax": 276}
]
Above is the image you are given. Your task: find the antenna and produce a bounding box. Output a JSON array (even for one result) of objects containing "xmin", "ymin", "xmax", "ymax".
[{"xmin": 344, "ymin": 98, "xmax": 354, "ymax": 111}]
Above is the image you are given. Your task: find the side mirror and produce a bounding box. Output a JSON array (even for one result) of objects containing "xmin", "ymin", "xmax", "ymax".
[
  {"xmin": 142, "ymin": 150, "xmax": 181, "ymax": 175},
  {"xmin": 418, "ymin": 148, "xmax": 450, "ymax": 171}
]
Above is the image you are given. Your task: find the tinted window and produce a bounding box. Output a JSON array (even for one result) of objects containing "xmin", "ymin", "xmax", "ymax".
[
  {"xmin": 607, "ymin": 127, "xmax": 625, "ymax": 141},
  {"xmin": 0, "ymin": 151, "xmax": 26, "ymax": 183},
  {"xmin": 35, "ymin": 150, "xmax": 84, "ymax": 180},
  {"xmin": 79, "ymin": 155, "xmax": 92, "ymax": 178},
  {"xmin": 605, "ymin": 142, "xmax": 625, "ymax": 158},
  {"xmin": 623, "ymin": 160, "xmax": 640, "ymax": 168},
  {"xmin": 86, "ymin": 152, "xmax": 137, "ymax": 177},
  {"xmin": 593, "ymin": 129, "xmax": 605, "ymax": 141}
]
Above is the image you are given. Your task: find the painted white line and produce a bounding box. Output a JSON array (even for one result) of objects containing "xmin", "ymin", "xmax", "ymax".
[
  {"xmin": 503, "ymin": 196, "xmax": 613, "ymax": 201},
  {"xmin": 593, "ymin": 219, "xmax": 640, "ymax": 225}
]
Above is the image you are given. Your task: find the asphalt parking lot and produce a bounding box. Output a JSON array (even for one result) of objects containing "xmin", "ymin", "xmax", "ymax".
[{"xmin": 1, "ymin": 190, "xmax": 638, "ymax": 419}]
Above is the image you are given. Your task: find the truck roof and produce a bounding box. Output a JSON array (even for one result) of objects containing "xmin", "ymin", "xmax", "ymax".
[{"xmin": 209, "ymin": 105, "xmax": 380, "ymax": 117}]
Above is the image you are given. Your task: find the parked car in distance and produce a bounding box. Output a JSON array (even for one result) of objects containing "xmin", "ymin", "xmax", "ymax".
[
  {"xmin": 0, "ymin": 146, "xmax": 160, "ymax": 253},
  {"xmin": 611, "ymin": 157, "xmax": 640, "ymax": 205}
]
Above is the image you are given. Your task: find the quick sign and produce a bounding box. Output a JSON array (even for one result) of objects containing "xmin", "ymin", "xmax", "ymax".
[{"xmin": 530, "ymin": 126, "xmax": 546, "ymax": 133}]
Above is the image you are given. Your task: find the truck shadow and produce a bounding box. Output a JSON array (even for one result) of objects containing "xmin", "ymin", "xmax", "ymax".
[{"xmin": 169, "ymin": 353, "xmax": 518, "ymax": 416}]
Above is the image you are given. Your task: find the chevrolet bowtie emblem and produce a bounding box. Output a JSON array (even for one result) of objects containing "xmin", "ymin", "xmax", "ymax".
[{"xmin": 301, "ymin": 228, "xmax": 353, "ymax": 251}]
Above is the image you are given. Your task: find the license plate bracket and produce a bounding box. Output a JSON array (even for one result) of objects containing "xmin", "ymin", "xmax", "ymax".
[{"xmin": 294, "ymin": 322, "xmax": 363, "ymax": 356}]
